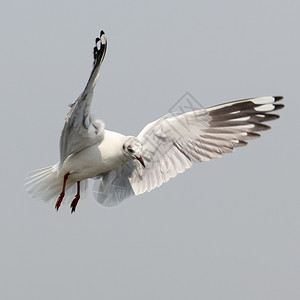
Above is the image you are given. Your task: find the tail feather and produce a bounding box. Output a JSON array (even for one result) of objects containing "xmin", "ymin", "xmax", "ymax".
[
  {"xmin": 25, "ymin": 163, "xmax": 61, "ymax": 202},
  {"xmin": 25, "ymin": 163, "xmax": 89, "ymax": 204}
]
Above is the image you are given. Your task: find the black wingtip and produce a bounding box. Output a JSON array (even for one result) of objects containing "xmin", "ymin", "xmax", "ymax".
[
  {"xmin": 274, "ymin": 96, "xmax": 284, "ymax": 102},
  {"xmin": 274, "ymin": 104, "xmax": 285, "ymax": 111},
  {"xmin": 100, "ymin": 30, "xmax": 105, "ymax": 37}
]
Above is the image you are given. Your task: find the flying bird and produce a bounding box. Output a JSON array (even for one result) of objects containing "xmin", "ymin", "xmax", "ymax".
[{"xmin": 25, "ymin": 31, "xmax": 284, "ymax": 212}]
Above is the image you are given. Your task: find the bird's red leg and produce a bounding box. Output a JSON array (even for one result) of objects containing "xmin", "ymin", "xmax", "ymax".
[
  {"xmin": 70, "ymin": 181, "xmax": 80, "ymax": 214},
  {"xmin": 55, "ymin": 172, "xmax": 70, "ymax": 211}
]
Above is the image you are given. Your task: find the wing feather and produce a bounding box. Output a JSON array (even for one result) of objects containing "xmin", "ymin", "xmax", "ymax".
[
  {"xmin": 59, "ymin": 31, "xmax": 107, "ymax": 165},
  {"xmin": 93, "ymin": 96, "xmax": 283, "ymax": 206}
]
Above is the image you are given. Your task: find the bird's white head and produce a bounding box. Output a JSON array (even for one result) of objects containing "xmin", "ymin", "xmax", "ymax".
[{"xmin": 122, "ymin": 137, "xmax": 145, "ymax": 167}]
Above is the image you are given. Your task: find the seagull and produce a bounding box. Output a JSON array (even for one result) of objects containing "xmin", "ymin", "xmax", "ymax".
[{"xmin": 25, "ymin": 30, "xmax": 284, "ymax": 213}]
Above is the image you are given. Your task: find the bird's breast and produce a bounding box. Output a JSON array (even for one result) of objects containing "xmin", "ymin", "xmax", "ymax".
[{"xmin": 61, "ymin": 131, "xmax": 129, "ymax": 182}]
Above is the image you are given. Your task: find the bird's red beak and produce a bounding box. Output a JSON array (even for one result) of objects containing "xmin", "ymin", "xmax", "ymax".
[{"xmin": 135, "ymin": 156, "xmax": 145, "ymax": 168}]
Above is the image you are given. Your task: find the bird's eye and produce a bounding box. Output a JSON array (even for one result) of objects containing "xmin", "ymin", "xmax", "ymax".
[{"xmin": 128, "ymin": 147, "xmax": 134, "ymax": 153}]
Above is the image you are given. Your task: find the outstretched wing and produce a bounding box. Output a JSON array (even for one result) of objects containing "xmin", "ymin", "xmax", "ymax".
[
  {"xmin": 93, "ymin": 96, "xmax": 284, "ymax": 206},
  {"xmin": 59, "ymin": 31, "xmax": 107, "ymax": 165}
]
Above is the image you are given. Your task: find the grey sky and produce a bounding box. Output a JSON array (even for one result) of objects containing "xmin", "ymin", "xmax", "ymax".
[{"xmin": 1, "ymin": 1, "xmax": 299, "ymax": 299}]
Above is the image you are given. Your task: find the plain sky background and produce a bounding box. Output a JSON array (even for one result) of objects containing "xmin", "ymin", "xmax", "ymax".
[{"xmin": 1, "ymin": 1, "xmax": 299, "ymax": 299}]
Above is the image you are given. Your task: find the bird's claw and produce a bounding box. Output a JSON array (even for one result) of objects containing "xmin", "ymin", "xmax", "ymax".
[
  {"xmin": 70, "ymin": 194, "xmax": 80, "ymax": 214},
  {"xmin": 55, "ymin": 192, "xmax": 64, "ymax": 211}
]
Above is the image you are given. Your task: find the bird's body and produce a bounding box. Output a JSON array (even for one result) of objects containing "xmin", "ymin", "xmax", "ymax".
[
  {"xmin": 25, "ymin": 31, "xmax": 284, "ymax": 212},
  {"xmin": 61, "ymin": 130, "xmax": 128, "ymax": 182}
]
